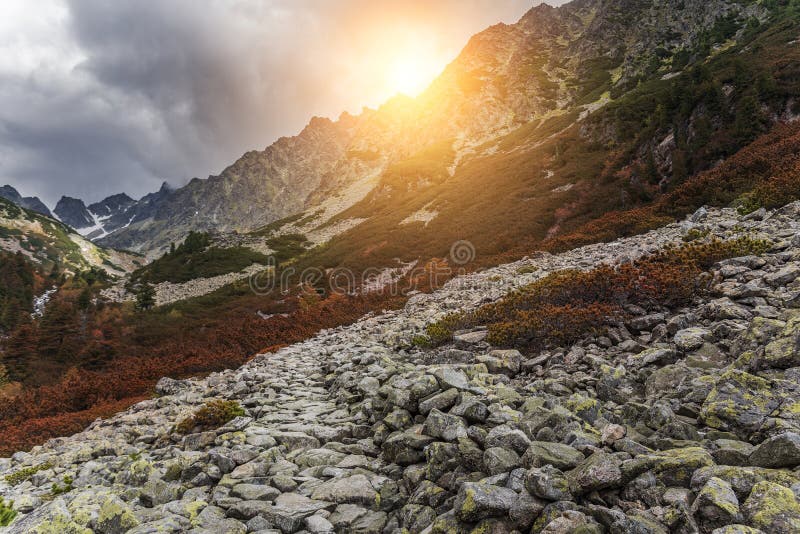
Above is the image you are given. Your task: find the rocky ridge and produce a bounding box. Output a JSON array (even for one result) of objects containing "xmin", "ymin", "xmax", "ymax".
[
  {"xmin": 0, "ymin": 186, "xmax": 52, "ymax": 219},
  {"xmin": 2, "ymin": 201, "xmax": 800, "ymax": 533}
]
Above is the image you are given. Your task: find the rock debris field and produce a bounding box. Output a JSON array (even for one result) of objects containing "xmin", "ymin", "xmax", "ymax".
[{"xmin": 2, "ymin": 202, "xmax": 800, "ymax": 533}]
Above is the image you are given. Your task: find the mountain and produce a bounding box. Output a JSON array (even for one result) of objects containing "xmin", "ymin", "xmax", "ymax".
[
  {"xmin": 53, "ymin": 196, "xmax": 93, "ymax": 230},
  {"xmin": 95, "ymin": 0, "xmax": 784, "ymax": 260},
  {"xmin": 54, "ymin": 192, "xmax": 140, "ymax": 241},
  {"xmin": 0, "ymin": 185, "xmax": 52, "ymax": 218},
  {"xmin": 0, "ymin": 196, "xmax": 141, "ymax": 275}
]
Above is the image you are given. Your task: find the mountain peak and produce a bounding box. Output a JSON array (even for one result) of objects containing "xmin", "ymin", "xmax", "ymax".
[{"xmin": 0, "ymin": 184, "xmax": 53, "ymax": 218}]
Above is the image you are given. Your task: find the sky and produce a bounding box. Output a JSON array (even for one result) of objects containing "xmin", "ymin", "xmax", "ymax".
[{"xmin": 0, "ymin": 1, "xmax": 565, "ymax": 206}]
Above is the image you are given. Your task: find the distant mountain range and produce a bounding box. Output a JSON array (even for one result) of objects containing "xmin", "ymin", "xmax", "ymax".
[
  {"xmin": 0, "ymin": 195, "xmax": 141, "ymax": 274},
  {"xmin": 0, "ymin": 185, "xmax": 52, "ymax": 219}
]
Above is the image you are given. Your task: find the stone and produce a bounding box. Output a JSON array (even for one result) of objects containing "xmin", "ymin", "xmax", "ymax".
[
  {"xmin": 521, "ymin": 441, "xmax": 585, "ymax": 470},
  {"xmin": 691, "ymin": 465, "xmax": 800, "ymax": 499},
  {"xmin": 700, "ymin": 370, "xmax": 780, "ymax": 440},
  {"xmin": 417, "ymin": 388, "xmax": 459, "ymax": 415},
  {"xmin": 5, "ymin": 498, "xmax": 86, "ymax": 534},
  {"xmin": 675, "ymin": 327, "xmax": 712, "ymax": 352},
  {"xmin": 227, "ymin": 500, "xmax": 275, "ymax": 521},
  {"xmin": 710, "ymin": 439, "xmax": 755, "ymax": 466},
  {"xmin": 305, "ymin": 514, "xmax": 335, "ymax": 533},
  {"xmin": 422, "ymin": 409, "xmax": 468, "ymax": 441},
  {"xmin": 742, "ymin": 481, "xmax": 800, "ymax": 532},
  {"xmin": 454, "ymin": 330, "xmax": 488, "ymax": 347},
  {"xmin": 509, "ymin": 492, "xmax": 546, "ymax": 530},
  {"xmin": 398, "ymin": 504, "xmax": 436, "ymax": 532},
  {"xmin": 762, "ymin": 334, "xmax": 800, "ymax": 369},
  {"xmin": 691, "ymin": 477, "xmax": 742, "ymax": 532},
  {"xmin": 749, "ymin": 432, "xmax": 800, "ymax": 468},
  {"xmin": 382, "ymin": 429, "xmax": 434, "ymax": 465},
  {"xmin": 231, "ymin": 483, "xmax": 281, "ymax": 501},
  {"xmin": 310, "ymin": 474, "xmax": 379, "ymax": 508},
  {"xmin": 709, "ymin": 526, "xmax": 765, "ymax": 534},
  {"xmin": 450, "ymin": 397, "xmax": 489, "ymax": 423},
  {"xmin": 262, "ymin": 493, "xmax": 335, "ymax": 533},
  {"xmin": 525, "ymin": 465, "xmax": 572, "ymax": 501},
  {"xmin": 483, "ymin": 447, "xmax": 521, "ymax": 475},
  {"xmin": 568, "ymin": 452, "xmax": 623, "ymax": 495},
  {"xmin": 764, "ymin": 265, "xmax": 800, "ymax": 287},
  {"xmin": 94, "ymin": 495, "xmax": 140, "ymax": 534},
  {"xmin": 453, "ymin": 482, "xmax": 517, "ymax": 522},
  {"xmin": 431, "ymin": 367, "xmax": 473, "ymax": 392},
  {"xmin": 477, "ymin": 349, "xmax": 522, "ymax": 376},
  {"xmin": 485, "ymin": 425, "xmax": 531, "ymax": 454},
  {"xmin": 140, "ymin": 479, "xmax": 183, "ymax": 507}
]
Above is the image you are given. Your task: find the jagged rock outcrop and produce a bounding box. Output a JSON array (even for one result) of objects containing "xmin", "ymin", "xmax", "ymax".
[
  {"xmin": 2, "ymin": 201, "xmax": 798, "ymax": 533},
  {"xmin": 0, "ymin": 186, "xmax": 52, "ymax": 218},
  {"xmin": 54, "ymin": 196, "xmax": 95, "ymax": 231}
]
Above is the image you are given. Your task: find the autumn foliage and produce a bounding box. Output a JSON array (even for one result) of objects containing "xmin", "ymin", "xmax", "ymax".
[
  {"xmin": 424, "ymin": 237, "xmax": 769, "ymax": 351},
  {"xmin": 543, "ymin": 122, "xmax": 800, "ymax": 253},
  {"xmin": 0, "ymin": 289, "xmax": 404, "ymax": 455}
]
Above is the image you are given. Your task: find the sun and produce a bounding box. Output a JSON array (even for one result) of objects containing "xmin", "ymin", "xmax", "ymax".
[{"xmin": 387, "ymin": 56, "xmax": 437, "ymax": 97}]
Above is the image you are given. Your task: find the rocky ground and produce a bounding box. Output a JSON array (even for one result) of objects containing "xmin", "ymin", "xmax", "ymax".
[
  {"xmin": 1, "ymin": 202, "xmax": 799, "ymax": 533},
  {"xmin": 101, "ymin": 264, "xmax": 266, "ymax": 307}
]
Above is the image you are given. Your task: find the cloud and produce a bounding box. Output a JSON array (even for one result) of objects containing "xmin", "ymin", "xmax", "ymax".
[{"xmin": 0, "ymin": 0, "xmax": 563, "ymax": 206}]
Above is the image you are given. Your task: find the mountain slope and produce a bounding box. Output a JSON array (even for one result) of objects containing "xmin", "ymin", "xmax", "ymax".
[
  {"xmin": 97, "ymin": 0, "xmax": 785, "ymax": 264},
  {"xmin": 2, "ymin": 198, "xmax": 799, "ymax": 532},
  {"xmin": 0, "ymin": 186, "xmax": 52, "ymax": 218},
  {"xmin": 0, "ymin": 197, "xmax": 141, "ymax": 276}
]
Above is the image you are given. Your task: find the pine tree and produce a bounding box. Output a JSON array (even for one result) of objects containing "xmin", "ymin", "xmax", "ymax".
[{"xmin": 135, "ymin": 283, "xmax": 156, "ymax": 311}]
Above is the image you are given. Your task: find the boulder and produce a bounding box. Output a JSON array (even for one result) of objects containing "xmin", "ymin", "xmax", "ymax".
[
  {"xmin": 311, "ymin": 474, "xmax": 379, "ymax": 508},
  {"xmin": 742, "ymin": 481, "xmax": 800, "ymax": 532},
  {"xmin": 524, "ymin": 465, "xmax": 572, "ymax": 501},
  {"xmin": 454, "ymin": 482, "xmax": 517, "ymax": 522},
  {"xmin": 422, "ymin": 409, "xmax": 468, "ymax": 441},
  {"xmin": 521, "ymin": 441, "xmax": 585, "ymax": 471},
  {"xmin": 748, "ymin": 432, "xmax": 800, "ymax": 468},
  {"xmin": 567, "ymin": 452, "xmax": 623, "ymax": 495},
  {"xmin": 691, "ymin": 477, "xmax": 742, "ymax": 532}
]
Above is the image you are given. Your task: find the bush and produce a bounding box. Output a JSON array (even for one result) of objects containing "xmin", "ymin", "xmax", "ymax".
[
  {"xmin": 0, "ymin": 497, "xmax": 16, "ymax": 527},
  {"xmin": 50, "ymin": 475, "xmax": 74, "ymax": 496},
  {"xmin": 4, "ymin": 462, "xmax": 53, "ymax": 486},
  {"xmin": 175, "ymin": 399, "xmax": 246, "ymax": 434},
  {"xmin": 423, "ymin": 236, "xmax": 771, "ymax": 351}
]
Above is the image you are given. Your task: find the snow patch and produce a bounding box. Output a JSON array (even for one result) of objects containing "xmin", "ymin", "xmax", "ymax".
[
  {"xmin": 400, "ymin": 204, "xmax": 439, "ymax": 227},
  {"xmin": 32, "ymin": 287, "xmax": 57, "ymax": 318}
]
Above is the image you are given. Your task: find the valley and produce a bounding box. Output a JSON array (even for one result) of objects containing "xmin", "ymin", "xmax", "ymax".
[{"xmin": 1, "ymin": 0, "xmax": 800, "ymax": 532}]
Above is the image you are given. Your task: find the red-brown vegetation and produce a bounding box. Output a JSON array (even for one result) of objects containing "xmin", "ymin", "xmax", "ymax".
[{"xmin": 0, "ymin": 289, "xmax": 405, "ymax": 455}]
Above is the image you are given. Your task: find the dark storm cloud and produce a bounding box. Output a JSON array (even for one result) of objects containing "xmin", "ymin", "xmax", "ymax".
[{"xmin": 0, "ymin": 1, "xmax": 563, "ymax": 207}]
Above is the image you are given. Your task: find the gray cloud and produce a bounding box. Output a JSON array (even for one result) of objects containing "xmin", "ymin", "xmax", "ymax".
[{"xmin": 0, "ymin": 1, "xmax": 564, "ymax": 207}]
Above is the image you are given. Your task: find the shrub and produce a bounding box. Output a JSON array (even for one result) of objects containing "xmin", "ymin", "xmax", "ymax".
[
  {"xmin": 0, "ymin": 497, "xmax": 16, "ymax": 527},
  {"xmin": 4, "ymin": 461, "xmax": 53, "ymax": 486},
  {"xmin": 423, "ymin": 236, "xmax": 771, "ymax": 351},
  {"xmin": 50, "ymin": 475, "xmax": 74, "ymax": 496},
  {"xmin": 175, "ymin": 399, "xmax": 246, "ymax": 434}
]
